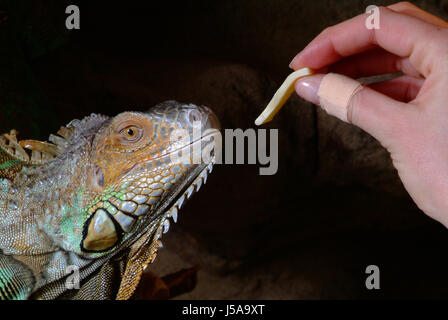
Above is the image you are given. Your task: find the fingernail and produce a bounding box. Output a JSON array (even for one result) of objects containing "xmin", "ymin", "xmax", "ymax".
[
  {"xmin": 295, "ymin": 75, "xmax": 323, "ymax": 105},
  {"xmin": 288, "ymin": 57, "xmax": 298, "ymax": 69}
]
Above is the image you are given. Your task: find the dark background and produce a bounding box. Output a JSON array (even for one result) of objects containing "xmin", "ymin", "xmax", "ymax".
[{"xmin": 1, "ymin": 0, "xmax": 448, "ymax": 299}]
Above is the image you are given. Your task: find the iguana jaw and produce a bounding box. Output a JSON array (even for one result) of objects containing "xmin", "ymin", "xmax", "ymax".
[
  {"xmin": 112, "ymin": 131, "xmax": 218, "ymax": 254},
  {"xmin": 147, "ymin": 160, "xmax": 214, "ymax": 234}
]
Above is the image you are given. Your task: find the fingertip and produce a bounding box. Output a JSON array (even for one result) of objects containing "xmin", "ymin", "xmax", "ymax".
[
  {"xmin": 289, "ymin": 56, "xmax": 299, "ymax": 70},
  {"xmin": 289, "ymin": 50, "xmax": 311, "ymax": 70}
]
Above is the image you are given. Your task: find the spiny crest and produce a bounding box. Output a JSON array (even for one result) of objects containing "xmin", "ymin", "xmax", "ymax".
[{"xmin": 0, "ymin": 113, "xmax": 109, "ymax": 164}]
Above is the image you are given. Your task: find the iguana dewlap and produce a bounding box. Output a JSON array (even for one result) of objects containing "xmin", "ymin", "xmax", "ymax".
[{"xmin": 0, "ymin": 101, "xmax": 220, "ymax": 300}]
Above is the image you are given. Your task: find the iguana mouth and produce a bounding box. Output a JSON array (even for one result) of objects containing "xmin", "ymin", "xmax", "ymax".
[{"xmin": 122, "ymin": 130, "xmax": 218, "ymax": 178}]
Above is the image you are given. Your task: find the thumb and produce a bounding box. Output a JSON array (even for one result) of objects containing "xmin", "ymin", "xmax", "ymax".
[{"xmin": 295, "ymin": 73, "xmax": 409, "ymax": 144}]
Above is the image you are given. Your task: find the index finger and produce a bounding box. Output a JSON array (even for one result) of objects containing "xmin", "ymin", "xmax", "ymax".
[
  {"xmin": 388, "ymin": 2, "xmax": 448, "ymax": 28},
  {"xmin": 289, "ymin": 6, "xmax": 448, "ymax": 77}
]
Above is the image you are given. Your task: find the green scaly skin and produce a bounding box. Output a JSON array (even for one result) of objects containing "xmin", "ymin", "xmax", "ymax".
[{"xmin": 0, "ymin": 101, "xmax": 219, "ymax": 300}]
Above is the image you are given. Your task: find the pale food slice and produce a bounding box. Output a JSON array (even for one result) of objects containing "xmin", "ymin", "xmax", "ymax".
[{"xmin": 255, "ymin": 67, "xmax": 314, "ymax": 125}]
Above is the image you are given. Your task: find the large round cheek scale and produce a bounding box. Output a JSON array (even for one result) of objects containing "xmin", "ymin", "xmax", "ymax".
[
  {"xmin": 255, "ymin": 67, "xmax": 314, "ymax": 126},
  {"xmin": 318, "ymin": 73, "xmax": 363, "ymax": 123}
]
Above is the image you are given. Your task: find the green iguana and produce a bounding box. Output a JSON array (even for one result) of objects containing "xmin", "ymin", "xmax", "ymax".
[{"xmin": 0, "ymin": 101, "xmax": 220, "ymax": 300}]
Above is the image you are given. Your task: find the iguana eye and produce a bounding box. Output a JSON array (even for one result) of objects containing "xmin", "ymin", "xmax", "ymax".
[
  {"xmin": 120, "ymin": 125, "xmax": 142, "ymax": 142},
  {"xmin": 108, "ymin": 114, "xmax": 154, "ymax": 151}
]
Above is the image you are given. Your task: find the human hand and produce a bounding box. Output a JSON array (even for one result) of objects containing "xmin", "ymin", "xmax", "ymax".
[{"xmin": 289, "ymin": 2, "xmax": 448, "ymax": 227}]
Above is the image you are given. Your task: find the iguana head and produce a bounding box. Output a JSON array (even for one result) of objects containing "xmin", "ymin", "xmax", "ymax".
[
  {"xmin": 78, "ymin": 102, "xmax": 219, "ymax": 256},
  {"xmin": 4, "ymin": 101, "xmax": 219, "ymax": 258}
]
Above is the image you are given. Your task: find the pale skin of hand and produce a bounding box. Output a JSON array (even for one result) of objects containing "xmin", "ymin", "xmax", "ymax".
[{"xmin": 289, "ymin": 2, "xmax": 448, "ymax": 227}]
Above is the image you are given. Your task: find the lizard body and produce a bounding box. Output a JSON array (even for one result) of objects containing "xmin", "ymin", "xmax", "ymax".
[{"xmin": 0, "ymin": 101, "xmax": 219, "ymax": 300}]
